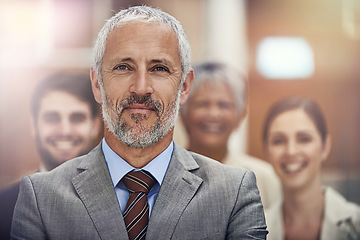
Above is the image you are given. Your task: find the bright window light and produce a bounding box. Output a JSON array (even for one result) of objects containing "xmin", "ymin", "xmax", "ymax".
[{"xmin": 256, "ymin": 37, "xmax": 315, "ymax": 79}]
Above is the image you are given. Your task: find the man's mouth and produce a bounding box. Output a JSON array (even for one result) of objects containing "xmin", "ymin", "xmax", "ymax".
[
  {"xmin": 119, "ymin": 94, "xmax": 162, "ymax": 117},
  {"xmin": 48, "ymin": 138, "xmax": 80, "ymax": 151},
  {"xmin": 125, "ymin": 103, "xmax": 156, "ymax": 111},
  {"xmin": 56, "ymin": 141, "xmax": 73, "ymax": 150}
]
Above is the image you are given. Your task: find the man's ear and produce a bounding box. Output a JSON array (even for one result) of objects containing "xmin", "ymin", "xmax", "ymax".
[
  {"xmin": 179, "ymin": 68, "xmax": 194, "ymax": 106},
  {"xmin": 90, "ymin": 66, "xmax": 102, "ymax": 104}
]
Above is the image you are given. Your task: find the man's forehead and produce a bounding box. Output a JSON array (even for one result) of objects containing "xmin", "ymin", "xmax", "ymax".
[
  {"xmin": 103, "ymin": 21, "xmax": 181, "ymax": 67},
  {"xmin": 107, "ymin": 21, "xmax": 177, "ymax": 48},
  {"xmin": 112, "ymin": 20, "xmax": 174, "ymax": 35},
  {"xmin": 39, "ymin": 91, "xmax": 91, "ymax": 112}
]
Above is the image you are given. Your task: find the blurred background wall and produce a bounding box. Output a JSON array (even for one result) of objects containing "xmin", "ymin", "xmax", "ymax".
[{"xmin": 0, "ymin": 0, "xmax": 359, "ymax": 204}]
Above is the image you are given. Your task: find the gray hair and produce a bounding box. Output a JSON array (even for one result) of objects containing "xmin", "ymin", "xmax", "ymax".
[
  {"xmin": 181, "ymin": 62, "xmax": 248, "ymax": 115},
  {"xmin": 92, "ymin": 5, "xmax": 191, "ymax": 86}
]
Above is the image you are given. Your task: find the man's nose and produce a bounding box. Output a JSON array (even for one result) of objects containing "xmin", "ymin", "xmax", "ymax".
[
  {"xmin": 129, "ymin": 70, "xmax": 153, "ymax": 96},
  {"xmin": 59, "ymin": 119, "xmax": 73, "ymax": 135}
]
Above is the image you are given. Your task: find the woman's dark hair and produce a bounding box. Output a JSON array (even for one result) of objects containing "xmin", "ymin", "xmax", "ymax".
[{"xmin": 262, "ymin": 97, "xmax": 328, "ymax": 145}]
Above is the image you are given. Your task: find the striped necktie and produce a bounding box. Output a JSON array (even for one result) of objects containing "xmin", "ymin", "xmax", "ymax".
[{"xmin": 122, "ymin": 170, "xmax": 156, "ymax": 240}]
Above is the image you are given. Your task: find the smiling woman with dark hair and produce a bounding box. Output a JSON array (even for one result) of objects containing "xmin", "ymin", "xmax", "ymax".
[{"xmin": 263, "ymin": 97, "xmax": 360, "ymax": 240}]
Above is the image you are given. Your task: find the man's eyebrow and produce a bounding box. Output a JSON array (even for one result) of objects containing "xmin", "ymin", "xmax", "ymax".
[
  {"xmin": 150, "ymin": 59, "xmax": 173, "ymax": 66},
  {"xmin": 42, "ymin": 111, "xmax": 59, "ymax": 115},
  {"xmin": 110, "ymin": 58, "xmax": 174, "ymax": 67},
  {"xmin": 70, "ymin": 111, "xmax": 89, "ymax": 115},
  {"xmin": 120, "ymin": 57, "xmax": 134, "ymax": 63}
]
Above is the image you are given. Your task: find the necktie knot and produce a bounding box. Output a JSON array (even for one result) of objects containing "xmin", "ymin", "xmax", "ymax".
[{"xmin": 122, "ymin": 170, "xmax": 155, "ymax": 194}]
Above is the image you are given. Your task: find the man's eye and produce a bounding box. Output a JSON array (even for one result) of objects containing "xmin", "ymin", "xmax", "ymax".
[
  {"xmin": 43, "ymin": 114, "xmax": 60, "ymax": 123},
  {"xmin": 70, "ymin": 113, "xmax": 87, "ymax": 123},
  {"xmin": 113, "ymin": 64, "xmax": 130, "ymax": 71},
  {"xmin": 152, "ymin": 66, "xmax": 169, "ymax": 72}
]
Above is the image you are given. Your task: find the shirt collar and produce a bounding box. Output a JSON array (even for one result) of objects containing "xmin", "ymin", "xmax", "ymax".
[{"xmin": 101, "ymin": 138, "xmax": 173, "ymax": 187}]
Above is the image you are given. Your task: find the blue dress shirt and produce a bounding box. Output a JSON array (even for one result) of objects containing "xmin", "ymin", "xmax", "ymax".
[{"xmin": 101, "ymin": 138, "xmax": 173, "ymax": 214}]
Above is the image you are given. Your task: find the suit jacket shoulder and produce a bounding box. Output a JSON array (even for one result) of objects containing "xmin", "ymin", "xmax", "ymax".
[
  {"xmin": 224, "ymin": 152, "xmax": 281, "ymax": 209},
  {"xmin": 147, "ymin": 144, "xmax": 268, "ymax": 240},
  {"xmin": 11, "ymin": 144, "xmax": 126, "ymax": 240}
]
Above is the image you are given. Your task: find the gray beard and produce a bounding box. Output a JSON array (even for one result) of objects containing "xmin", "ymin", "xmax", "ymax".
[{"xmin": 101, "ymin": 89, "xmax": 181, "ymax": 148}]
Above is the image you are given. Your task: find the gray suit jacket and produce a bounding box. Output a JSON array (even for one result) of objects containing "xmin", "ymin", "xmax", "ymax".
[{"xmin": 11, "ymin": 143, "xmax": 267, "ymax": 239}]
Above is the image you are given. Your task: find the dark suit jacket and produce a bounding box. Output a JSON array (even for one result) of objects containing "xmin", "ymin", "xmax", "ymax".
[
  {"xmin": 1, "ymin": 171, "xmax": 42, "ymax": 240},
  {"xmin": 0, "ymin": 182, "xmax": 20, "ymax": 240},
  {"xmin": 11, "ymin": 143, "xmax": 268, "ymax": 239}
]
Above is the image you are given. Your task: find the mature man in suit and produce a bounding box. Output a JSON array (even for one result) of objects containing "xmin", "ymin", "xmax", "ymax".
[
  {"xmin": 11, "ymin": 6, "xmax": 267, "ymax": 240},
  {"xmin": 0, "ymin": 72, "xmax": 101, "ymax": 240}
]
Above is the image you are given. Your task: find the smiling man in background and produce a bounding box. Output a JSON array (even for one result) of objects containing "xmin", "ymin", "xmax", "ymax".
[
  {"xmin": 0, "ymin": 72, "xmax": 101, "ymax": 239},
  {"xmin": 30, "ymin": 72, "xmax": 101, "ymax": 171}
]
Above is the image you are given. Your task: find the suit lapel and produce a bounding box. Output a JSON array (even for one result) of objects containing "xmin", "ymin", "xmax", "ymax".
[
  {"xmin": 71, "ymin": 145, "xmax": 128, "ymax": 240},
  {"xmin": 146, "ymin": 144, "xmax": 203, "ymax": 240}
]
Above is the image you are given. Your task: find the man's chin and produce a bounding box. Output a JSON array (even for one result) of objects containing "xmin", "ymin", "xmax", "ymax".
[
  {"xmin": 122, "ymin": 116, "xmax": 158, "ymax": 127},
  {"xmin": 49, "ymin": 152, "xmax": 79, "ymax": 165}
]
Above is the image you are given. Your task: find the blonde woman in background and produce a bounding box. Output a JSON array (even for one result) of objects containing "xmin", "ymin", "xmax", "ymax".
[{"xmin": 262, "ymin": 97, "xmax": 360, "ymax": 240}]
